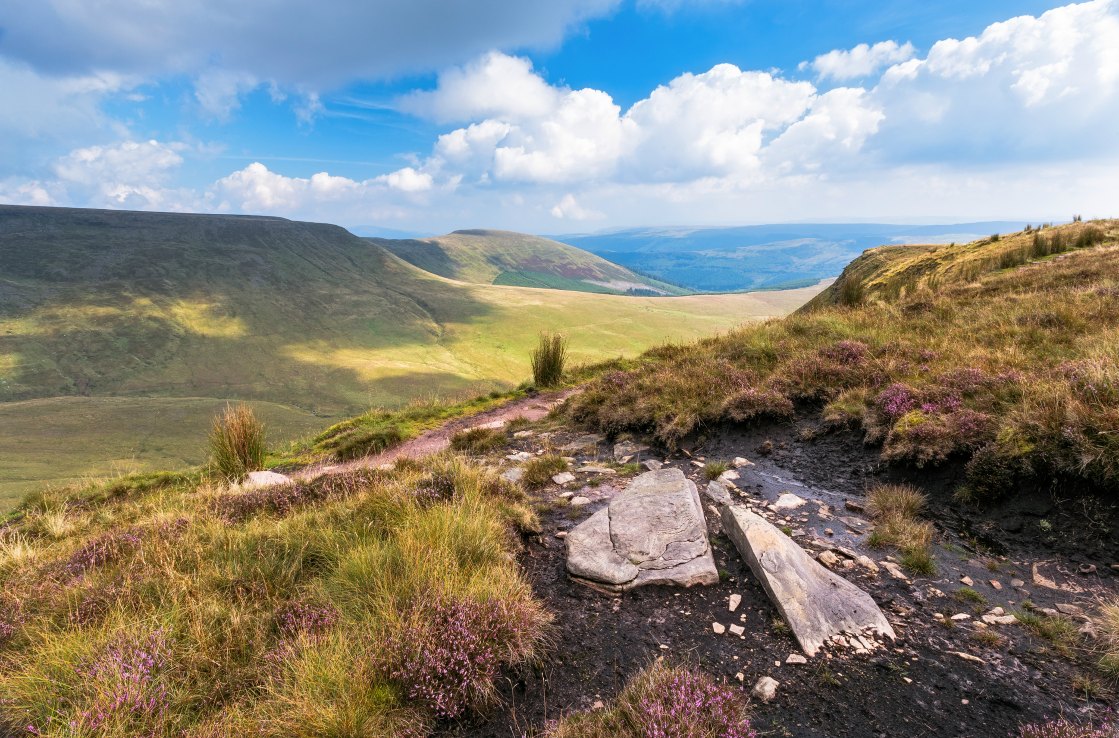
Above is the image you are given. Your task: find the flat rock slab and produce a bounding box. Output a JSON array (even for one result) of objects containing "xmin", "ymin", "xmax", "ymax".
[
  {"xmin": 721, "ymin": 505, "xmax": 895, "ymax": 657},
  {"xmin": 233, "ymin": 470, "xmax": 293, "ymax": 492},
  {"xmin": 566, "ymin": 468, "xmax": 718, "ymax": 592}
]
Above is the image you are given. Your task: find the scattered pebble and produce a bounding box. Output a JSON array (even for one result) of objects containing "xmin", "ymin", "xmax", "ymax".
[
  {"xmin": 712, "ymin": 622, "xmax": 726, "ymax": 634},
  {"xmin": 728, "ymin": 594, "xmax": 742, "ymax": 612},
  {"xmin": 552, "ymin": 472, "xmax": 576, "ymax": 485},
  {"xmin": 733, "ymin": 457, "xmax": 754, "ymax": 468},
  {"xmin": 752, "ymin": 676, "xmax": 779, "ymax": 702},
  {"xmin": 569, "ymin": 496, "xmax": 592, "ymax": 507},
  {"xmin": 960, "ymin": 576, "xmax": 974, "ymax": 586},
  {"xmin": 729, "ymin": 624, "xmax": 745, "ymax": 636},
  {"xmin": 785, "ymin": 654, "xmax": 808, "ymax": 665}
]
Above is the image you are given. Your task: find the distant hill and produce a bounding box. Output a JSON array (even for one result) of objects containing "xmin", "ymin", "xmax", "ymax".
[
  {"xmin": 556, "ymin": 222, "xmax": 1029, "ymax": 293},
  {"xmin": 374, "ymin": 229, "xmax": 690, "ymax": 296},
  {"xmin": 0, "ymin": 205, "xmax": 821, "ymax": 501}
]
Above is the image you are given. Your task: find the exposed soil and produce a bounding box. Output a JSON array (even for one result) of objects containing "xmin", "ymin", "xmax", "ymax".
[{"xmin": 440, "ymin": 416, "xmax": 1119, "ymax": 738}]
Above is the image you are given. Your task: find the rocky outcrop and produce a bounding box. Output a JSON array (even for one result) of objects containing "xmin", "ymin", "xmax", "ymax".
[
  {"xmin": 720, "ymin": 505, "xmax": 896, "ymax": 657},
  {"xmin": 566, "ymin": 469, "xmax": 719, "ymax": 592}
]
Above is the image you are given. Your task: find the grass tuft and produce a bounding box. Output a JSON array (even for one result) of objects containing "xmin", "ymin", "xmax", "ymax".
[
  {"xmin": 531, "ymin": 333, "xmax": 569, "ymax": 388},
  {"xmin": 703, "ymin": 461, "xmax": 731, "ymax": 481},
  {"xmin": 865, "ymin": 484, "xmax": 936, "ymax": 576},
  {"xmin": 208, "ymin": 402, "xmax": 266, "ymax": 482},
  {"xmin": 449, "ymin": 426, "xmax": 507, "ymax": 456},
  {"xmin": 521, "ymin": 454, "xmax": 569, "ymax": 490}
]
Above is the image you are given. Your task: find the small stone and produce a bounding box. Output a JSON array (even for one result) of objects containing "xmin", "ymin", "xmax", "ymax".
[
  {"xmin": 613, "ymin": 440, "xmax": 648, "ymax": 461},
  {"xmin": 555, "ymin": 531, "xmax": 568, "ymax": 539},
  {"xmin": 844, "ymin": 500, "xmax": 867, "ymax": 514},
  {"xmin": 1011, "ymin": 578, "xmax": 1026, "ymax": 588},
  {"xmin": 856, "ymin": 556, "xmax": 880, "ymax": 575},
  {"xmin": 982, "ymin": 615, "xmax": 1017, "ymax": 625},
  {"xmin": 592, "ymin": 700, "xmax": 605, "ymax": 710},
  {"xmin": 513, "ymin": 430, "xmax": 535, "ymax": 438},
  {"xmin": 840, "ymin": 516, "xmax": 868, "ymax": 532},
  {"xmin": 735, "ymin": 672, "xmax": 745, "ymax": 682},
  {"xmin": 691, "ymin": 460, "xmax": 706, "ymax": 468},
  {"xmin": 987, "ymin": 607, "xmax": 1006, "ymax": 617},
  {"xmin": 733, "ymin": 457, "xmax": 754, "ymax": 468},
  {"xmin": 960, "ymin": 576, "xmax": 974, "ymax": 586},
  {"xmin": 552, "ymin": 472, "xmax": 576, "ymax": 485},
  {"xmin": 882, "ymin": 561, "xmax": 909, "ymax": 581},
  {"xmin": 642, "ymin": 459, "xmax": 664, "ymax": 471},
  {"xmin": 752, "ymin": 676, "xmax": 779, "ymax": 702},
  {"xmin": 719, "ymin": 470, "xmax": 740, "ymax": 483},
  {"xmin": 1055, "ymin": 603, "xmax": 1087, "ymax": 620},
  {"xmin": 989, "ymin": 580, "xmax": 1002, "ymax": 590},
  {"xmin": 729, "ymin": 624, "xmax": 745, "ymax": 636},
  {"xmin": 712, "ymin": 622, "xmax": 726, "ymax": 634},
  {"xmin": 569, "ymin": 496, "xmax": 592, "ymax": 507},
  {"xmin": 824, "ymin": 528, "xmax": 834, "ymax": 536},
  {"xmin": 577, "ymin": 465, "xmax": 617, "ymax": 475},
  {"xmin": 951, "ymin": 613, "xmax": 971, "ymax": 621},
  {"xmin": 818, "ymin": 550, "xmax": 840, "ymax": 567},
  {"xmin": 501, "ymin": 467, "xmax": 525, "ymax": 483},
  {"xmin": 952, "ymin": 651, "xmax": 986, "ymax": 665},
  {"xmin": 728, "ymin": 594, "xmax": 742, "ymax": 612},
  {"xmin": 774, "ymin": 493, "xmax": 807, "ymax": 511},
  {"xmin": 1079, "ymin": 563, "xmax": 1097, "ymax": 575},
  {"xmin": 506, "ymin": 451, "xmax": 534, "ymax": 462},
  {"xmin": 785, "ymin": 654, "xmax": 808, "ymax": 665},
  {"xmin": 559, "ymin": 491, "xmax": 574, "ymax": 499},
  {"xmin": 1080, "ymin": 622, "xmax": 1099, "ymax": 639}
]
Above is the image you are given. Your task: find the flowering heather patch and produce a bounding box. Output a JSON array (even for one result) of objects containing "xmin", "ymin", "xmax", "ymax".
[
  {"xmin": 213, "ymin": 471, "xmax": 378, "ymax": 522},
  {"xmin": 380, "ymin": 595, "xmax": 544, "ymax": 719},
  {"xmin": 820, "ymin": 339, "xmax": 870, "ymax": 365},
  {"xmin": 1019, "ymin": 712, "xmax": 1118, "ymax": 738},
  {"xmin": 35, "ymin": 630, "xmax": 175, "ymax": 737},
  {"xmin": 276, "ymin": 600, "xmax": 339, "ymax": 639},
  {"xmin": 630, "ymin": 666, "xmax": 755, "ymax": 738},
  {"xmin": 877, "ymin": 383, "xmax": 918, "ymax": 420},
  {"xmin": 63, "ymin": 529, "xmax": 142, "ymax": 578}
]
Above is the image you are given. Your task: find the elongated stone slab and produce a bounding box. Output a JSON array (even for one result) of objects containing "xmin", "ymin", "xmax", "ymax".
[
  {"xmin": 566, "ymin": 468, "xmax": 718, "ymax": 591},
  {"xmin": 721, "ymin": 505, "xmax": 895, "ymax": 656}
]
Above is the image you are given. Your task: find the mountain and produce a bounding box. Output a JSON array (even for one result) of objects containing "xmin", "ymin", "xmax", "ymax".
[
  {"xmin": 374, "ymin": 229, "xmax": 690, "ymax": 295},
  {"xmin": 0, "ymin": 205, "xmax": 822, "ymax": 502},
  {"xmin": 556, "ymin": 221, "xmax": 1029, "ymax": 293}
]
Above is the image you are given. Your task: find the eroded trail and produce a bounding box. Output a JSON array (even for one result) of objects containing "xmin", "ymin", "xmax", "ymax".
[{"xmin": 294, "ymin": 388, "xmax": 579, "ymax": 481}]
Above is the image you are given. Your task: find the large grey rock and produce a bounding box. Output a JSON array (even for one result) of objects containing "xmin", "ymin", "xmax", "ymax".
[
  {"xmin": 720, "ymin": 505, "xmax": 895, "ymax": 657},
  {"xmin": 566, "ymin": 468, "xmax": 718, "ymax": 591}
]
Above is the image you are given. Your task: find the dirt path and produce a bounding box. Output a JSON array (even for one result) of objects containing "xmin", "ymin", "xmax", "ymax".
[{"xmin": 293, "ymin": 388, "xmax": 579, "ymax": 481}]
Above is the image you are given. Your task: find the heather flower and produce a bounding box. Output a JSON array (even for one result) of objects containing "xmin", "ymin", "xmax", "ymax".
[
  {"xmin": 877, "ymin": 383, "xmax": 918, "ymax": 419},
  {"xmin": 276, "ymin": 600, "xmax": 339, "ymax": 639},
  {"xmin": 820, "ymin": 339, "xmax": 870, "ymax": 365},
  {"xmin": 69, "ymin": 630, "xmax": 173, "ymax": 736},
  {"xmin": 380, "ymin": 596, "xmax": 543, "ymax": 719},
  {"xmin": 63, "ymin": 529, "xmax": 142, "ymax": 578},
  {"xmin": 628, "ymin": 666, "xmax": 755, "ymax": 738}
]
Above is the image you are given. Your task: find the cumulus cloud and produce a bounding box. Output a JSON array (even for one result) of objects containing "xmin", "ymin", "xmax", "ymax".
[
  {"xmin": 51, "ymin": 139, "xmax": 193, "ymax": 209},
  {"xmin": 550, "ymin": 193, "xmax": 604, "ymax": 220},
  {"xmin": 807, "ymin": 41, "xmax": 916, "ymax": 81}
]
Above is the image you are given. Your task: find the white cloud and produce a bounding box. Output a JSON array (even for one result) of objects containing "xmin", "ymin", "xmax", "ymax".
[
  {"xmin": 50, "ymin": 139, "xmax": 193, "ymax": 209},
  {"xmin": 399, "ymin": 52, "xmax": 562, "ymax": 123},
  {"xmin": 194, "ymin": 70, "xmax": 259, "ymax": 120},
  {"xmin": 0, "ymin": 179, "xmax": 59, "ymax": 206},
  {"xmin": 808, "ymin": 41, "xmax": 916, "ymax": 81},
  {"xmin": 375, "ymin": 167, "xmax": 434, "ymax": 193},
  {"xmin": 550, "ymin": 193, "xmax": 604, "ymax": 220}
]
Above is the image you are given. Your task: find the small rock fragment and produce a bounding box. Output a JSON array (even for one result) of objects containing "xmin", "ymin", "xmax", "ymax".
[
  {"xmin": 856, "ymin": 556, "xmax": 880, "ymax": 575},
  {"xmin": 989, "ymin": 580, "xmax": 1002, "ymax": 590},
  {"xmin": 752, "ymin": 676, "xmax": 779, "ymax": 702},
  {"xmin": 785, "ymin": 654, "xmax": 808, "ymax": 665},
  {"xmin": 642, "ymin": 459, "xmax": 664, "ymax": 471},
  {"xmin": 1011, "ymin": 578, "xmax": 1026, "ymax": 588},
  {"xmin": 729, "ymin": 624, "xmax": 745, "ymax": 636},
  {"xmin": 513, "ymin": 430, "xmax": 535, "ymax": 439},
  {"xmin": 882, "ymin": 561, "xmax": 909, "ymax": 581},
  {"xmin": 712, "ymin": 622, "xmax": 726, "ymax": 634},
  {"xmin": 952, "ymin": 651, "xmax": 986, "ymax": 665},
  {"xmin": 501, "ymin": 467, "xmax": 525, "ymax": 483},
  {"xmin": 950, "ymin": 613, "xmax": 971, "ymax": 621},
  {"xmin": 733, "ymin": 457, "xmax": 754, "ymax": 468},
  {"xmin": 577, "ymin": 465, "xmax": 617, "ymax": 475},
  {"xmin": 960, "ymin": 576, "xmax": 974, "ymax": 586},
  {"xmin": 569, "ymin": 496, "xmax": 592, "ymax": 507},
  {"xmin": 552, "ymin": 472, "xmax": 576, "ymax": 485},
  {"xmin": 729, "ymin": 594, "xmax": 742, "ymax": 612},
  {"xmin": 774, "ymin": 493, "xmax": 807, "ymax": 511},
  {"xmin": 719, "ymin": 470, "xmax": 740, "ymax": 482},
  {"xmin": 818, "ymin": 550, "xmax": 840, "ymax": 567},
  {"xmin": 506, "ymin": 451, "xmax": 533, "ymax": 462},
  {"xmin": 555, "ymin": 531, "xmax": 568, "ymax": 539}
]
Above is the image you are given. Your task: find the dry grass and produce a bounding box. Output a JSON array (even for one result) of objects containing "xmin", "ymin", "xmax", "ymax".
[
  {"xmin": 449, "ymin": 426, "xmax": 507, "ymax": 455},
  {"xmin": 1095, "ymin": 598, "xmax": 1119, "ymax": 679},
  {"xmin": 865, "ymin": 484, "xmax": 936, "ymax": 575},
  {"xmin": 567, "ymin": 221, "xmax": 1119, "ymax": 500},
  {"xmin": 531, "ymin": 333, "xmax": 569, "ymax": 388},
  {"xmin": 208, "ymin": 403, "xmax": 266, "ymax": 481},
  {"xmin": 0, "ymin": 454, "xmax": 548, "ymax": 736},
  {"xmin": 522, "ymin": 454, "xmax": 569, "ymax": 490}
]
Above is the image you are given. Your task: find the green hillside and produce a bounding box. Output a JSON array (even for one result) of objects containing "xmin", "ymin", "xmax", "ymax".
[
  {"xmin": 0, "ymin": 205, "xmax": 821, "ymax": 503},
  {"xmin": 374, "ymin": 229, "xmax": 691, "ymax": 295}
]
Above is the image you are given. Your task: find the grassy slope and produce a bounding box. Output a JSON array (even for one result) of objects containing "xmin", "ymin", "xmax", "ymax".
[
  {"xmin": 569, "ymin": 220, "xmax": 1119, "ymax": 499},
  {"xmin": 374, "ymin": 229, "xmax": 691, "ymax": 295},
  {"xmin": 0, "ymin": 205, "xmax": 821, "ymax": 504}
]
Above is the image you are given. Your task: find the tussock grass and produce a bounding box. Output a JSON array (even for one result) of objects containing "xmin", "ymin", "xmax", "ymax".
[
  {"xmin": 567, "ymin": 221, "xmax": 1119, "ymax": 500},
  {"xmin": 0, "ymin": 454, "xmax": 548, "ymax": 736},
  {"xmin": 865, "ymin": 484, "xmax": 936, "ymax": 575},
  {"xmin": 531, "ymin": 333, "xmax": 569, "ymax": 388},
  {"xmin": 703, "ymin": 461, "xmax": 731, "ymax": 481},
  {"xmin": 522, "ymin": 454, "xmax": 569, "ymax": 490},
  {"xmin": 1016, "ymin": 611, "xmax": 1081, "ymax": 656},
  {"xmin": 449, "ymin": 426, "xmax": 507, "ymax": 455},
  {"xmin": 208, "ymin": 403, "xmax": 266, "ymax": 481},
  {"xmin": 1095, "ymin": 598, "xmax": 1119, "ymax": 679}
]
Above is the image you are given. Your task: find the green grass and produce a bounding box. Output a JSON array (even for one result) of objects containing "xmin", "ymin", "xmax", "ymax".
[
  {"xmin": 0, "ymin": 206, "xmax": 822, "ymax": 503},
  {"xmin": 702, "ymin": 461, "xmax": 731, "ymax": 481},
  {"xmin": 567, "ymin": 220, "xmax": 1119, "ymax": 500},
  {"xmin": 0, "ymin": 454, "xmax": 548, "ymax": 736},
  {"xmin": 522, "ymin": 454, "xmax": 569, "ymax": 490},
  {"xmin": 448, "ymin": 426, "xmax": 507, "ymax": 455},
  {"xmin": 375, "ymin": 228, "xmax": 692, "ymax": 296},
  {"xmin": 531, "ymin": 333, "xmax": 569, "ymax": 387},
  {"xmin": 208, "ymin": 403, "xmax": 266, "ymax": 481},
  {"xmin": 1016, "ymin": 611, "xmax": 1081, "ymax": 656}
]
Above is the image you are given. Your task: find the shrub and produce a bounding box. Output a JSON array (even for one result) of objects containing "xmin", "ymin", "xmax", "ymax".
[
  {"xmin": 532, "ymin": 333, "xmax": 569, "ymax": 387},
  {"xmin": 378, "ymin": 595, "xmax": 546, "ymax": 719},
  {"xmin": 449, "ymin": 426, "xmax": 506, "ymax": 455},
  {"xmin": 522, "ymin": 454, "xmax": 569, "ymax": 490},
  {"xmin": 546, "ymin": 661, "xmax": 755, "ymax": 738},
  {"xmin": 208, "ymin": 403, "xmax": 266, "ymax": 481}
]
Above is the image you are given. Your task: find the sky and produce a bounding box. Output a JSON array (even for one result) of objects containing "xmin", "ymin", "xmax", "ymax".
[{"xmin": 0, "ymin": 0, "xmax": 1116, "ymax": 233}]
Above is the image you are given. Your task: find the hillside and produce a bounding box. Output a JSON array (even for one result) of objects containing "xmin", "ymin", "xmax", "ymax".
[
  {"xmin": 374, "ymin": 229, "xmax": 690, "ymax": 295},
  {"xmin": 557, "ymin": 221, "xmax": 1026, "ymax": 293},
  {"xmin": 0, "ymin": 205, "xmax": 821, "ymax": 502}
]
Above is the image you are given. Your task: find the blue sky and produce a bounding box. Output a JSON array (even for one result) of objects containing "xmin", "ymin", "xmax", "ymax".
[{"xmin": 0, "ymin": 0, "xmax": 1116, "ymax": 233}]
